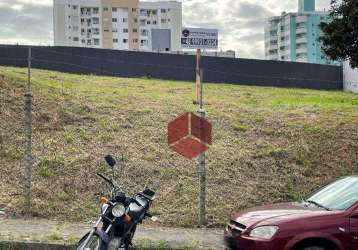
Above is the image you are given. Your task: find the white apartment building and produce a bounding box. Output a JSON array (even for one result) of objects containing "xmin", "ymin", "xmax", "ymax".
[
  {"xmin": 138, "ymin": 1, "xmax": 181, "ymax": 52},
  {"xmin": 53, "ymin": 0, "xmax": 182, "ymax": 52}
]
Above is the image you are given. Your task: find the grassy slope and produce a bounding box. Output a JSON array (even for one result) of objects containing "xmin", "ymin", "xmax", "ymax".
[{"xmin": 0, "ymin": 66, "xmax": 357, "ymax": 227}]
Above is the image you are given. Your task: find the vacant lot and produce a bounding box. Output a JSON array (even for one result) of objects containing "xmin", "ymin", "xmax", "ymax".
[{"xmin": 0, "ymin": 66, "xmax": 357, "ymax": 227}]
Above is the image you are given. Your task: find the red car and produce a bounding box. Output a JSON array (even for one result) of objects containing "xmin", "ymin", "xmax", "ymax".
[{"xmin": 224, "ymin": 176, "xmax": 358, "ymax": 250}]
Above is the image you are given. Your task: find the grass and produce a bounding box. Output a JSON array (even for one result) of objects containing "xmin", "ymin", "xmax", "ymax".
[{"xmin": 0, "ymin": 66, "xmax": 357, "ymax": 228}]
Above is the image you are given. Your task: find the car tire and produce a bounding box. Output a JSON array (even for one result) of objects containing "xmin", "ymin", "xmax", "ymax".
[{"xmin": 301, "ymin": 247, "xmax": 326, "ymax": 250}]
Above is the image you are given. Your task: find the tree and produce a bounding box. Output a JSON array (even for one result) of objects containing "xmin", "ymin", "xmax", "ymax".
[{"xmin": 319, "ymin": 0, "xmax": 358, "ymax": 68}]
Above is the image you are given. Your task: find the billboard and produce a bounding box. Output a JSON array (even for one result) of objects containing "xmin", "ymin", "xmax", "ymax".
[{"xmin": 181, "ymin": 28, "xmax": 218, "ymax": 50}]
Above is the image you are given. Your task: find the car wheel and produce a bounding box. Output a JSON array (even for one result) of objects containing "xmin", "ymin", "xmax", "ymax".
[{"xmin": 302, "ymin": 247, "xmax": 326, "ymax": 250}]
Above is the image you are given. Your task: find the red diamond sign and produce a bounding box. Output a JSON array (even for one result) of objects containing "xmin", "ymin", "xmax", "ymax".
[{"xmin": 168, "ymin": 112, "xmax": 212, "ymax": 159}]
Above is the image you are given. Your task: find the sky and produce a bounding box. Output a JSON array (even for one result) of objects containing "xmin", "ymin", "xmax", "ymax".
[{"xmin": 0, "ymin": 0, "xmax": 331, "ymax": 59}]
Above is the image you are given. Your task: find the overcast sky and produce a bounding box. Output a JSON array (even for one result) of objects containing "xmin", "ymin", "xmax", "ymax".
[{"xmin": 0, "ymin": 0, "xmax": 331, "ymax": 59}]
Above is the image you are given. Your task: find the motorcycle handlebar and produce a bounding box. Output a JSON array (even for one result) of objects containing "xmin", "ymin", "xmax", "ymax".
[{"xmin": 97, "ymin": 172, "xmax": 114, "ymax": 187}]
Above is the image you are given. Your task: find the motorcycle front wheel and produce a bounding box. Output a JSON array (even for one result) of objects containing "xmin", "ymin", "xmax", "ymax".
[
  {"xmin": 108, "ymin": 237, "xmax": 129, "ymax": 250},
  {"xmin": 77, "ymin": 232, "xmax": 106, "ymax": 250}
]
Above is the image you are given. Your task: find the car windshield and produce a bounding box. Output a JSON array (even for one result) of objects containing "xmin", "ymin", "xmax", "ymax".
[{"xmin": 306, "ymin": 177, "xmax": 358, "ymax": 211}]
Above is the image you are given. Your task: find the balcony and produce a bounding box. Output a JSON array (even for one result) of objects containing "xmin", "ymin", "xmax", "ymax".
[
  {"xmin": 296, "ymin": 57, "xmax": 308, "ymax": 63},
  {"xmin": 267, "ymin": 54, "xmax": 278, "ymax": 60},
  {"xmin": 268, "ymin": 44, "xmax": 278, "ymax": 50},
  {"xmin": 296, "ymin": 47, "xmax": 307, "ymax": 54},
  {"xmin": 296, "ymin": 27, "xmax": 307, "ymax": 34},
  {"xmin": 296, "ymin": 37, "xmax": 307, "ymax": 44},
  {"xmin": 268, "ymin": 35, "xmax": 278, "ymax": 42}
]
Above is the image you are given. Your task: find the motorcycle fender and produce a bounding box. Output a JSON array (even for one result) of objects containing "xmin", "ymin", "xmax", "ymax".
[{"xmin": 95, "ymin": 229, "xmax": 110, "ymax": 244}]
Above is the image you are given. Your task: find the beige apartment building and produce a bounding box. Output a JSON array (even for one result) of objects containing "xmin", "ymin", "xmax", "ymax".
[{"xmin": 53, "ymin": 0, "xmax": 182, "ymax": 52}]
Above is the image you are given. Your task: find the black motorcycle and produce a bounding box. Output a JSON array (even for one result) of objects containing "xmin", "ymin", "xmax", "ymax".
[{"xmin": 77, "ymin": 155, "xmax": 156, "ymax": 250}]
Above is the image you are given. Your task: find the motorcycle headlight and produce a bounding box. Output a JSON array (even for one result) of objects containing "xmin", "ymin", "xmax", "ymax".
[
  {"xmin": 111, "ymin": 203, "xmax": 126, "ymax": 218},
  {"xmin": 249, "ymin": 226, "xmax": 279, "ymax": 240}
]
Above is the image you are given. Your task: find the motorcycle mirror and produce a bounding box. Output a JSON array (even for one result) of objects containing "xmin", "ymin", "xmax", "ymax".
[{"xmin": 104, "ymin": 155, "xmax": 116, "ymax": 167}]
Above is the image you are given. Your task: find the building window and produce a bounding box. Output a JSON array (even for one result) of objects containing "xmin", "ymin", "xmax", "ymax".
[
  {"xmin": 93, "ymin": 8, "xmax": 99, "ymax": 14},
  {"xmin": 94, "ymin": 39, "xmax": 100, "ymax": 45},
  {"xmin": 141, "ymin": 40, "xmax": 148, "ymax": 46},
  {"xmin": 133, "ymin": 39, "xmax": 138, "ymax": 43},
  {"xmin": 133, "ymin": 28, "xmax": 137, "ymax": 33},
  {"xmin": 147, "ymin": 21, "xmax": 151, "ymax": 25},
  {"xmin": 113, "ymin": 39, "xmax": 118, "ymax": 43},
  {"xmin": 112, "ymin": 7, "xmax": 117, "ymax": 12},
  {"xmin": 161, "ymin": 19, "xmax": 166, "ymax": 23},
  {"xmin": 112, "ymin": 28, "xmax": 118, "ymax": 33},
  {"xmin": 93, "ymin": 17, "xmax": 99, "ymax": 24},
  {"xmin": 73, "ymin": 26, "xmax": 79, "ymax": 31},
  {"xmin": 132, "ymin": 8, "xmax": 137, "ymax": 12},
  {"xmin": 161, "ymin": 9, "xmax": 166, "ymax": 13},
  {"xmin": 87, "ymin": 40, "xmax": 92, "ymax": 45},
  {"xmin": 123, "ymin": 28, "xmax": 128, "ymax": 33},
  {"xmin": 104, "ymin": 28, "xmax": 110, "ymax": 32},
  {"xmin": 168, "ymin": 19, "xmax": 171, "ymax": 22},
  {"xmin": 103, "ymin": 7, "xmax": 108, "ymax": 11},
  {"xmin": 81, "ymin": 39, "xmax": 85, "ymax": 43},
  {"xmin": 112, "ymin": 18, "xmax": 117, "ymax": 22},
  {"xmin": 153, "ymin": 21, "xmax": 157, "ymax": 25},
  {"xmin": 93, "ymin": 28, "xmax": 100, "ymax": 35},
  {"xmin": 123, "ymin": 18, "xmax": 127, "ymax": 23},
  {"xmin": 73, "ymin": 5, "xmax": 78, "ymax": 10},
  {"xmin": 141, "ymin": 29, "xmax": 148, "ymax": 36},
  {"xmin": 152, "ymin": 10, "xmax": 157, "ymax": 15},
  {"xmin": 123, "ymin": 39, "xmax": 128, "ymax": 43},
  {"xmin": 73, "ymin": 37, "xmax": 79, "ymax": 42},
  {"xmin": 140, "ymin": 19, "xmax": 146, "ymax": 26},
  {"xmin": 134, "ymin": 18, "xmax": 138, "ymax": 23}
]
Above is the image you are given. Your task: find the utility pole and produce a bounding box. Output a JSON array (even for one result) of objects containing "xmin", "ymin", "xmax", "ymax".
[
  {"xmin": 24, "ymin": 47, "xmax": 33, "ymax": 217},
  {"xmin": 196, "ymin": 49, "xmax": 206, "ymax": 226}
]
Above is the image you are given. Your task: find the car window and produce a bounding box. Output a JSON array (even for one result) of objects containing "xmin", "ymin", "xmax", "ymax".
[{"xmin": 307, "ymin": 177, "xmax": 358, "ymax": 211}]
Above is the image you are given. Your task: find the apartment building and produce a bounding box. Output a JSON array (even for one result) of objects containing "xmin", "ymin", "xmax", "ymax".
[
  {"xmin": 264, "ymin": 0, "xmax": 339, "ymax": 65},
  {"xmin": 53, "ymin": 0, "xmax": 182, "ymax": 52}
]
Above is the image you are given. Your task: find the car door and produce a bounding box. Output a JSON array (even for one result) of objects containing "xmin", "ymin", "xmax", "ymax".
[{"xmin": 349, "ymin": 205, "xmax": 358, "ymax": 249}]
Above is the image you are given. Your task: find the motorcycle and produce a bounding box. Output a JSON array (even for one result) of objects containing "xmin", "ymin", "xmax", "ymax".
[{"xmin": 77, "ymin": 155, "xmax": 156, "ymax": 250}]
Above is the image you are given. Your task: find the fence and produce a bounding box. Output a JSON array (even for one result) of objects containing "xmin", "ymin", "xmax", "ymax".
[{"xmin": 0, "ymin": 45, "xmax": 343, "ymax": 90}]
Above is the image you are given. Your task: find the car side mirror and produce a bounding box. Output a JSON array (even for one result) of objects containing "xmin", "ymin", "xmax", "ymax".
[{"xmin": 105, "ymin": 155, "xmax": 116, "ymax": 168}]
